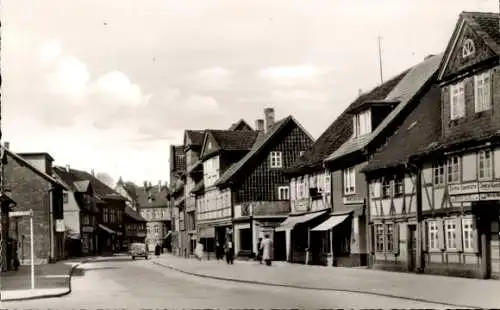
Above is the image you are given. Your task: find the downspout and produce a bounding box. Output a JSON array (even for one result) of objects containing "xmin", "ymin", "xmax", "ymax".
[
  {"xmin": 364, "ymin": 171, "xmax": 371, "ymax": 268},
  {"xmin": 414, "ymin": 162, "xmax": 424, "ymax": 273},
  {"xmin": 48, "ymin": 186, "xmax": 56, "ymax": 263}
]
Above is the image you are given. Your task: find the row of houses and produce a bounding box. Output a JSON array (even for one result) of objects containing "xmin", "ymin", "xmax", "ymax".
[
  {"xmin": 0, "ymin": 143, "xmax": 172, "ymax": 272},
  {"xmin": 168, "ymin": 11, "xmax": 500, "ymax": 280}
]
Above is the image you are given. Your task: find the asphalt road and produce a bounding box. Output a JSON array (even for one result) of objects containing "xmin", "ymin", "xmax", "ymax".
[{"xmin": 2, "ymin": 256, "xmax": 452, "ymax": 309}]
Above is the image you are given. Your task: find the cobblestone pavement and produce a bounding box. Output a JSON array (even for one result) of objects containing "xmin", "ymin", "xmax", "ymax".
[
  {"xmin": 153, "ymin": 253, "xmax": 500, "ymax": 308},
  {"xmin": 2, "ymin": 255, "xmax": 451, "ymax": 309}
]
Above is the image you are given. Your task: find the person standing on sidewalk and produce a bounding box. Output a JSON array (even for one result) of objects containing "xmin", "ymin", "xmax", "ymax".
[
  {"xmin": 256, "ymin": 237, "xmax": 263, "ymax": 264},
  {"xmin": 195, "ymin": 239, "xmax": 204, "ymax": 261},
  {"xmin": 260, "ymin": 234, "xmax": 273, "ymax": 266},
  {"xmin": 224, "ymin": 239, "xmax": 234, "ymax": 264}
]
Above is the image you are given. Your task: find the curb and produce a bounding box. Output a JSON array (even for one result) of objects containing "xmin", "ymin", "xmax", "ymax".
[
  {"xmin": 1, "ymin": 257, "xmax": 96, "ymax": 302},
  {"xmin": 153, "ymin": 261, "xmax": 479, "ymax": 309}
]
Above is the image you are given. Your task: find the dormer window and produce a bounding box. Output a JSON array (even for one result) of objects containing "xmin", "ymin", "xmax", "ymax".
[
  {"xmin": 353, "ymin": 109, "xmax": 372, "ymax": 137},
  {"xmin": 462, "ymin": 38, "xmax": 475, "ymax": 58}
]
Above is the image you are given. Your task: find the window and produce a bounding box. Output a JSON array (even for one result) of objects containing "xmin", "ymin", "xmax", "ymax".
[
  {"xmin": 103, "ymin": 208, "xmax": 108, "ymax": 222},
  {"xmin": 382, "ymin": 179, "xmax": 391, "ymax": 198},
  {"xmin": 270, "ymin": 151, "xmax": 283, "ymax": 168},
  {"xmin": 447, "ymin": 156, "xmax": 460, "ymax": 184},
  {"xmin": 297, "ymin": 179, "xmax": 304, "ymax": 199},
  {"xmin": 445, "ymin": 219, "xmax": 457, "ymax": 250},
  {"xmin": 343, "ymin": 167, "xmax": 355, "ymax": 195},
  {"xmin": 462, "ymin": 218, "xmax": 474, "ymax": 251},
  {"xmin": 450, "ymin": 82, "xmax": 465, "ymax": 120},
  {"xmin": 63, "ymin": 193, "xmax": 69, "ymax": 204},
  {"xmin": 375, "ymin": 224, "xmax": 384, "ymax": 252},
  {"xmin": 386, "ymin": 224, "xmax": 394, "ymax": 252},
  {"xmin": 324, "ymin": 174, "xmax": 331, "ymax": 193},
  {"xmin": 394, "ymin": 177, "xmax": 404, "ymax": 197},
  {"xmin": 155, "ymin": 225, "xmax": 160, "ymax": 233},
  {"xmin": 428, "ymin": 221, "xmax": 439, "ymax": 251},
  {"xmin": 353, "ymin": 110, "xmax": 372, "ymax": 137},
  {"xmin": 479, "ymin": 150, "xmax": 493, "ymax": 180},
  {"xmin": 433, "ymin": 162, "xmax": 445, "ymax": 185},
  {"xmin": 462, "ymin": 38, "xmax": 475, "ymax": 58},
  {"xmin": 475, "ymin": 71, "xmax": 491, "ymax": 112},
  {"xmin": 278, "ymin": 186, "xmax": 290, "ymax": 200}
]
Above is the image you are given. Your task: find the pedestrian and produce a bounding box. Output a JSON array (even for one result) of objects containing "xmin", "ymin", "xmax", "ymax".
[
  {"xmin": 215, "ymin": 241, "xmax": 222, "ymax": 260},
  {"xmin": 155, "ymin": 244, "xmax": 161, "ymax": 257},
  {"xmin": 224, "ymin": 239, "xmax": 234, "ymax": 264},
  {"xmin": 195, "ymin": 239, "xmax": 204, "ymax": 261},
  {"xmin": 260, "ymin": 234, "xmax": 273, "ymax": 266},
  {"xmin": 256, "ymin": 237, "xmax": 263, "ymax": 264}
]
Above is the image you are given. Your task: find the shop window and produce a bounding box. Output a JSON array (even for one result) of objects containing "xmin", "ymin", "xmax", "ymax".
[
  {"xmin": 445, "ymin": 219, "xmax": 457, "ymax": 250},
  {"xmin": 428, "ymin": 221, "xmax": 439, "ymax": 251},
  {"xmin": 375, "ymin": 224, "xmax": 384, "ymax": 252},
  {"xmin": 462, "ymin": 218, "xmax": 474, "ymax": 251},
  {"xmin": 479, "ymin": 150, "xmax": 493, "ymax": 180}
]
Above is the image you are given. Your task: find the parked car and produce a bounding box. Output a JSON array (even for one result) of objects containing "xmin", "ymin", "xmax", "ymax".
[{"xmin": 129, "ymin": 242, "xmax": 148, "ymax": 260}]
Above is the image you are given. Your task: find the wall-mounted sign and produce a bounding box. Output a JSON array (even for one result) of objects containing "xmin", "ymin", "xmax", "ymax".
[
  {"xmin": 294, "ymin": 199, "xmax": 309, "ymax": 212},
  {"xmin": 449, "ymin": 194, "xmax": 479, "ymax": 203},
  {"xmin": 479, "ymin": 181, "xmax": 500, "ymax": 193},
  {"xmin": 9, "ymin": 210, "xmax": 33, "ymax": 217},
  {"xmin": 480, "ymin": 192, "xmax": 500, "ymax": 201},
  {"xmin": 343, "ymin": 196, "xmax": 364, "ymax": 205},
  {"xmin": 448, "ymin": 183, "xmax": 478, "ymax": 195},
  {"xmin": 55, "ymin": 219, "xmax": 65, "ymax": 232},
  {"xmin": 81, "ymin": 226, "xmax": 94, "ymax": 233}
]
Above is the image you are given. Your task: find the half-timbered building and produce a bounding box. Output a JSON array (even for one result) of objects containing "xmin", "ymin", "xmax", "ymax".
[
  {"xmin": 216, "ymin": 108, "xmax": 314, "ymax": 260},
  {"xmin": 168, "ymin": 145, "xmax": 186, "ymax": 256},
  {"xmin": 323, "ymin": 54, "xmax": 442, "ymax": 268},
  {"xmin": 364, "ymin": 12, "xmax": 500, "ymax": 279}
]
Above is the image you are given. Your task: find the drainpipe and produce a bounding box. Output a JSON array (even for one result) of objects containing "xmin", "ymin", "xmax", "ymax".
[
  {"xmin": 365, "ymin": 172, "xmax": 372, "ymax": 268},
  {"xmin": 48, "ymin": 186, "xmax": 56, "ymax": 263},
  {"xmin": 415, "ymin": 163, "xmax": 424, "ymax": 273}
]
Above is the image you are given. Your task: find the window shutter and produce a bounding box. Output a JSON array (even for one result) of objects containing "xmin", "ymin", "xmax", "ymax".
[
  {"xmin": 456, "ymin": 217, "xmax": 463, "ymax": 252},
  {"xmin": 438, "ymin": 218, "xmax": 445, "ymax": 250},
  {"xmin": 422, "ymin": 221, "xmax": 428, "ymax": 252},
  {"xmin": 472, "ymin": 217, "xmax": 480, "ymax": 253},
  {"xmin": 393, "ymin": 223, "xmax": 400, "ymax": 255}
]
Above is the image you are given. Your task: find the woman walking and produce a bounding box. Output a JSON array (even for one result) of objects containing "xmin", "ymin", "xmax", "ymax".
[{"xmin": 260, "ymin": 234, "xmax": 273, "ymax": 266}]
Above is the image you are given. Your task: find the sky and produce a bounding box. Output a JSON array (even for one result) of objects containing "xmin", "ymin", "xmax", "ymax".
[{"xmin": 2, "ymin": 0, "xmax": 498, "ymax": 186}]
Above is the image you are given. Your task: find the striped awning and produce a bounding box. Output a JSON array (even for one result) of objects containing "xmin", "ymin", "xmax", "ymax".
[
  {"xmin": 98, "ymin": 224, "xmax": 116, "ymax": 234},
  {"xmin": 311, "ymin": 214, "xmax": 349, "ymax": 231},
  {"xmin": 275, "ymin": 210, "xmax": 328, "ymax": 232}
]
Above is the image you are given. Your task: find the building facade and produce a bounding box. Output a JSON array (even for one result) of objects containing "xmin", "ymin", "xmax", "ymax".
[
  {"xmin": 169, "ymin": 145, "xmax": 186, "ymax": 256},
  {"xmin": 364, "ymin": 12, "xmax": 500, "ymax": 279}
]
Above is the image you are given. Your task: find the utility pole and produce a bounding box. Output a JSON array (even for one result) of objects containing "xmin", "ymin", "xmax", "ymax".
[{"xmin": 378, "ymin": 36, "xmax": 384, "ymax": 84}]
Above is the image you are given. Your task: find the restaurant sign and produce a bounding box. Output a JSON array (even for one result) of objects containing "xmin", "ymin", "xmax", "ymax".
[{"xmin": 449, "ymin": 181, "xmax": 500, "ymax": 202}]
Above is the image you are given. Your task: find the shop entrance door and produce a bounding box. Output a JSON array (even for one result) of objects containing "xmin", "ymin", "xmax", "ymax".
[{"xmin": 407, "ymin": 224, "xmax": 417, "ymax": 272}]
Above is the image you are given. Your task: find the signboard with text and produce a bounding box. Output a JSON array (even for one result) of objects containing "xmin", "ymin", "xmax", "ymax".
[
  {"xmin": 448, "ymin": 181, "xmax": 500, "ymax": 202},
  {"xmin": 343, "ymin": 196, "xmax": 364, "ymax": 205}
]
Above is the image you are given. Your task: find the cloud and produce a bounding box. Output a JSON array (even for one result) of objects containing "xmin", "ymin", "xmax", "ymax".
[
  {"xmin": 189, "ymin": 67, "xmax": 233, "ymax": 90},
  {"xmin": 259, "ymin": 64, "xmax": 330, "ymax": 87}
]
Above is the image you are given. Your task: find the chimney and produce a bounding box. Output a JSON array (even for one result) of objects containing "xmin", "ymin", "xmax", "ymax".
[
  {"xmin": 255, "ymin": 119, "xmax": 265, "ymax": 132},
  {"xmin": 358, "ymin": 89, "xmax": 363, "ymax": 96},
  {"xmin": 264, "ymin": 108, "xmax": 275, "ymax": 132},
  {"xmin": 91, "ymin": 169, "xmax": 95, "ymax": 176},
  {"xmin": 158, "ymin": 180, "xmax": 162, "ymax": 191},
  {"xmin": 65, "ymin": 165, "xmax": 70, "ymax": 172},
  {"xmin": 143, "ymin": 181, "xmax": 148, "ymax": 190},
  {"xmin": 4, "ymin": 142, "xmax": 9, "ymax": 149}
]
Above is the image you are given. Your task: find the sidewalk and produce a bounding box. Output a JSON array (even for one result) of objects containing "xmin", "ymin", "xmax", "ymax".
[
  {"xmin": 154, "ymin": 254, "xmax": 500, "ymax": 308},
  {"xmin": 1, "ymin": 257, "xmax": 94, "ymax": 301}
]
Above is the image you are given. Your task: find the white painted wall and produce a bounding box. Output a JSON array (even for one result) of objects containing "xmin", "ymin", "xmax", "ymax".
[{"xmin": 63, "ymin": 190, "xmax": 80, "ymax": 234}]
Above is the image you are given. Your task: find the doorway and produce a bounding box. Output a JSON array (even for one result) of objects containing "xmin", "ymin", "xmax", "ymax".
[{"xmin": 407, "ymin": 224, "xmax": 417, "ymax": 272}]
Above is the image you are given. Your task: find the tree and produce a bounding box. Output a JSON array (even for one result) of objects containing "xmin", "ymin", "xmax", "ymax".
[{"xmin": 96, "ymin": 172, "xmax": 115, "ymax": 189}]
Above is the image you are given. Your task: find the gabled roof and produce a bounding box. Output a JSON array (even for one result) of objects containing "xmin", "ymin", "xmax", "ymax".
[
  {"xmin": 216, "ymin": 116, "xmax": 312, "ymax": 187},
  {"xmin": 184, "ymin": 130, "xmax": 206, "ymax": 148},
  {"xmin": 285, "ymin": 70, "xmax": 408, "ymax": 176},
  {"xmin": 74, "ymin": 180, "xmax": 91, "ymax": 192},
  {"xmin": 362, "ymin": 85, "xmax": 442, "ymax": 173},
  {"xmin": 136, "ymin": 185, "xmax": 169, "ymax": 208},
  {"xmin": 228, "ymin": 119, "xmax": 253, "ymax": 131},
  {"xmin": 9, "ymin": 150, "xmax": 69, "ymax": 190},
  {"xmin": 324, "ymin": 54, "xmax": 443, "ymax": 166},
  {"xmin": 54, "ymin": 166, "xmax": 126, "ymax": 201},
  {"xmin": 204, "ymin": 130, "xmax": 260, "ymax": 153},
  {"xmin": 124, "ymin": 205, "xmax": 147, "ymax": 222},
  {"xmin": 438, "ymin": 11, "xmax": 500, "ymax": 80}
]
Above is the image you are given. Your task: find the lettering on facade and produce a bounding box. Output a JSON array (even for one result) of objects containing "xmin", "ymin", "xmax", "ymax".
[
  {"xmin": 448, "ymin": 181, "xmax": 500, "ymax": 202},
  {"xmin": 294, "ymin": 199, "xmax": 309, "ymax": 212},
  {"xmin": 343, "ymin": 196, "xmax": 364, "ymax": 205}
]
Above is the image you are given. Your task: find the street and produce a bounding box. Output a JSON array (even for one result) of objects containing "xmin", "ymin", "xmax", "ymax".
[{"xmin": 2, "ymin": 256, "xmax": 452, "ymax": 309}]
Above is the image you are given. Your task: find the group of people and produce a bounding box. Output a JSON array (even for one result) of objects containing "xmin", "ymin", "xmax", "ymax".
[{"xmin": 193, "ymin": 234, "xmax": 274, "ymax": 266}]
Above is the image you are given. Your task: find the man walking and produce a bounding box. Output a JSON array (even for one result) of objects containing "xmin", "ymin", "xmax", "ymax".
[
  {"xmin": 224, "ymin": 239, "xmax": 234, "ymax": 264},
  {"xmin": 256, "ymin": 237, "xmax": 263, "ymax": 264},
  {"xmin": 260, "ymin": 234, "xmax": 273, "ymax": 266}
]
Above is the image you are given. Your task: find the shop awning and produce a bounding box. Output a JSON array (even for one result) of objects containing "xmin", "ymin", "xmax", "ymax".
[
  {"xmin": 275, "ymin": 210, "xmax": 328, "ymax": 232},
  {"xmin": 311, "ymin": 214, "xmax": 349, "ymax": 231},
  {"xmin": 198, "ymin": 227, "xmax": 215, "ymax": 238},
  {"xmin": 98, "ymin": 224, "xmax": 116, "ymax": 234}
]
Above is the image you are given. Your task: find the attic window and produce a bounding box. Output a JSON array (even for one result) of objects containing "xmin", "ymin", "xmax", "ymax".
[{"xmin": 462, "ymin": 39, "xmax": 475, "ymax": 58}]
